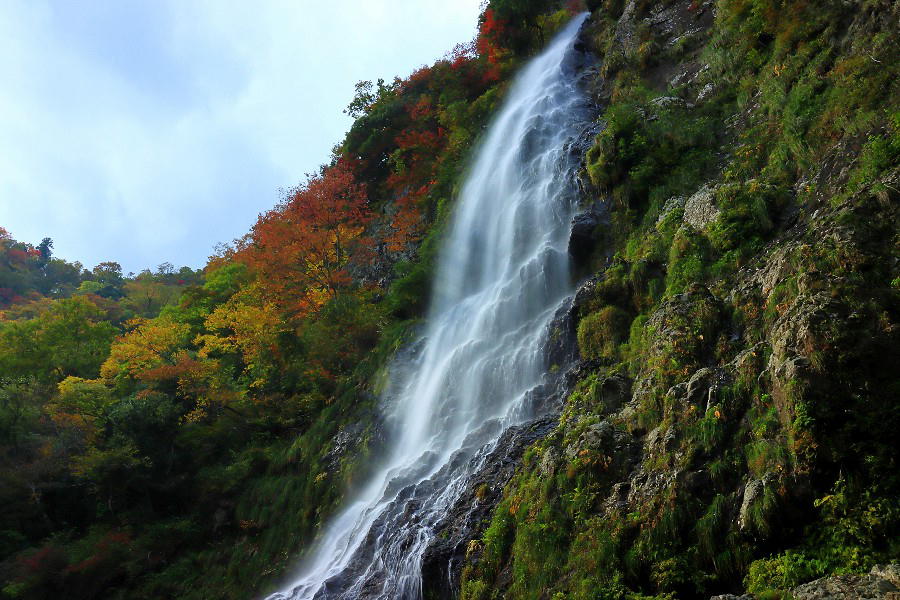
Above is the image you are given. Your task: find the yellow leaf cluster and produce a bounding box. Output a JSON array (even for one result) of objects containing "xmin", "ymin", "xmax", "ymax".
[
  {"xmin": 196, "ymin": 284, "xmax": 284, "ymax": 385},
  {"xmin": 101, "ymin": 317, "xmax": 191, "ymax": 380}
]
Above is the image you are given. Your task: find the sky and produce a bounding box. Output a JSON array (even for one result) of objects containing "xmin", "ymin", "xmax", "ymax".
[{"xmin": 0, "ymin": 0, "xmax": 483, "ymax": 274}]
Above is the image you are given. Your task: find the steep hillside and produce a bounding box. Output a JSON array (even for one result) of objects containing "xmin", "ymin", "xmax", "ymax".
[
  {"xmin": 1, "ymin": 4, "xmax": 569, "ymax": 598},
  {"xmin": 459, "ymin": 0, "xmax": 900, "ymax": 598}
]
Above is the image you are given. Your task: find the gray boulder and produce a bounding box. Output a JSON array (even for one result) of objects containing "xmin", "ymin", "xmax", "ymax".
[{"xmin": 684, "ymin": 185, "xmax": 721, "ymax": 231}]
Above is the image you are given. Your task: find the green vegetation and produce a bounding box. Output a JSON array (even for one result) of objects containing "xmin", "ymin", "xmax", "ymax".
[
  {"xmin": 0, "ymin": 2, "xmax": 538, "ymax": 597},
  {"xmin": 461, "ymin": 0, "xmax": 899, "ymax": 598},
  {"xmin": 577, "ymin": 306, "xmax": 630, "ymax": 360}
]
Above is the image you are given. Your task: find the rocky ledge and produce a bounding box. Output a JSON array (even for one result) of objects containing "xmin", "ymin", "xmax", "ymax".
[{"xmin": 711, "ymin": 564, "xmax": 900, "ymax": 600}]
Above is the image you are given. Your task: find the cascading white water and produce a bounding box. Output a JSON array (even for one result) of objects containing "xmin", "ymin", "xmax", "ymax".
[{"xmin": 268, "ymin": 13, "xmax": 593, "ymax": 600}]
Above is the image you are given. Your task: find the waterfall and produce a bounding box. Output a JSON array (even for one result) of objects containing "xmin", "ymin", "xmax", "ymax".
[{"xmin": 268, "ymin": 13, "xmax": 593, "ymax": 600}]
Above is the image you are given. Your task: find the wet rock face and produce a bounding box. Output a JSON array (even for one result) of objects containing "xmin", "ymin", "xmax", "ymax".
[
  {"xmin": 348, "ymin": 202, "xmax": 419, "ymax": 289},
  {"xmin": 600, "ymin": 0, "xmax": 716, "ymax": 91},
  {"xmin": 325, "ymin": 422, "xmax": 366, "ymax": 471},
  {"xmin": 324, "ymin": 402, "xmax": 387, "ymax": 473},
  {"xmin": 448, "ymin": 0, "xmax": 899, "ymax": 597},
  {"xmin": 657, "ymin": 195, "xmax": 687, "ymax": 226},
  {"xmin": 546, "ymin": 296, "xmax": 579, "ymax": 373},
  {"xmin": 569, "ymin": 209, "xmax": 602, "ymax": 265},
  {"xmin": 595, "ymin": 374, "xmax": 631, "ymax": 414},
  {"xmin": 562, "ymin": 419, "xmax": 641, "ymax": 481},
  {"xmin": 612, "ymin": 0, "xmax": 639, "ymax": 57},
  {"xmin": 420, "ymin": 274, "xmax": 604, "ymax": 598},
  {"xmin": 676, "ymin": 366, "xmax": 729, "ymax": 410},
  {"xmin": 565, "ymin": 420, "xmax": 613, "ymax": 459},
  {"xmin": 420, "ymin": 416, "xmax": 558, "ymax": 600},
  {"xmin": 569, "ymin": 195, "xmax": 611, "ymax": 274},
  {"xmin": 872, "ymin": 565, "xmax": 900, "ymax": 588}
]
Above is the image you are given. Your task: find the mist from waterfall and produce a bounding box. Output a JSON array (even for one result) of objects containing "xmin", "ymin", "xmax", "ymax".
[{"xmin": 268, "ymin": 13, "xmax": 593, "ymax": 600}]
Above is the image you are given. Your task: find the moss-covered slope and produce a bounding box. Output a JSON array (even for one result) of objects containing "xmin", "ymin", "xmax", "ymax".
[{"xmin": 459, "ymin": 0, "xmax": 899, "ymax": 598}]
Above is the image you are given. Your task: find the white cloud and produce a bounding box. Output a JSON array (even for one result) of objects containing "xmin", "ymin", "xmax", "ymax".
[{"xmin": 0, "ymin": 0, "xmax": 481, "ymax": 273}]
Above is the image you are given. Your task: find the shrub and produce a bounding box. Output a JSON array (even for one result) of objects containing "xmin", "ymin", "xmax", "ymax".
[
  {"xmin": 666, "ymin": 228, "xmax": 708, "ymax": 295},
  {"xmin": 585, "ymin": 96, "xmax": 721, "ymax": 210},
  {"xmin": 577, "ymin": 306, "xmax": 631, "ymax": 360},
  {"xmin": 745, "ymin": 551, "xmax": 828, "ymax": 596},
  {"xmin": 706, "ymin": 182, "xmax": 787, "ymax": 256}
]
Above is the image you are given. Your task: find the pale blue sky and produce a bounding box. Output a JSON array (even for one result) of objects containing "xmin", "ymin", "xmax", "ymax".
[{"xmin": 0, "ymin": 0, "xmax": 482, "ymax": 273}]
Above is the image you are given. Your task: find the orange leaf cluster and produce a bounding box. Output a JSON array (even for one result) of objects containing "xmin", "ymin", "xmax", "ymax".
[{"xmin": 239, "ymin": 160, "xmax": 372, "ymax": 317}]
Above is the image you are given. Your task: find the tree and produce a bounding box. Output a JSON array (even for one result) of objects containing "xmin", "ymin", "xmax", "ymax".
[
  {"xmin": 37, "ymin": 238, "xmax": 53, "ymax": 266},
  {"xmin": 0, "ymin": 378, "xmax": 45, "ymax": 454},
  {"xmin": 90, "ymin": 262, "xmax": 125, "ymax": 299},
  {"xmin": 195, "ymin": 283, "xmax": 286, "ymax": 388},
  {"xmin": 100, "ymin": 316, "xmax": 191, "ymax": 383},
  {"xmin": 0, "ymin": 297, "xmax": 117, "ymax": 383},
  {"xmin": 345, "ymin": 79, "xmax": 391, "ymax": 119},
  {"xmin": 38, "ymin": 258, "xmax": 81, "ymax": 297},
  {"xmin": 239, "ymin": 160, "xmax": 372, "ymax": 317},
  {"xmin": 477, "ymin": 8, "xmax": 507, "ymax": 64},
  {"xmin": 384, "ymin": 101, "xmax": 446, "ymax": 252},
  {"xmin": 156, "ymin": 262, "xmax": 174, "ymax": 277},
  {"xmin": 51, "ymin": 377, "xmax": 115, "ymax": 429},
  {"xmin": 176, "ymin": 266, "xmax": 202, "ymax": 286},
  {"xmin": 122, "ymin": 272, "xmax": 179, "ymax": 317},
  {"xmin": 481, "ymin": 0, "xmax": 558, "ymax": 54}
]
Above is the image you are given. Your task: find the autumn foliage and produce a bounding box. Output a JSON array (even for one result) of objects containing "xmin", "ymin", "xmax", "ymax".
[
  {"xmin": 385, "ymin": 97, "xmax": 447, "ymax": 251},
  {"xmin": 477, "ymin": 8, "xmax": 507, "ymax": 66},
  {"xmin": 239, "ymin": 160, "xmax": 372, "ymax": 317},
  {"xmin": 0, "ymin": 4, "xmax": 526, "ymax": 598}
]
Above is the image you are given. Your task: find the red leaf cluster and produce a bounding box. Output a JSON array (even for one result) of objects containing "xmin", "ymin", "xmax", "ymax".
[
  {"xmin": 447, "ymin": 41, "xmax": 477, "ymax": 71},
  {"xmin": 566, "ymin": 0, "xmax": 587, "ymax": 15},
  {"xmin": 477, "ymin": 8, "xmax": 506, "ymax": 65},
  {"xmin": 383, "ymin": 97, "xmax": 450, "ymax": 252}
]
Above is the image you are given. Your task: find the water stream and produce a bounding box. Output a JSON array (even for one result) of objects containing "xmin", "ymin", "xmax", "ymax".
[{"xmin": 268, "ymin": 13, "xmax": 593, "ymax": 599}]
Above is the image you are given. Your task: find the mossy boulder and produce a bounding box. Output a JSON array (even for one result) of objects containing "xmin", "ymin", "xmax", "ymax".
[{"xmin": 577, "ymin": 305, "xmax": 631, "ymax": 360}]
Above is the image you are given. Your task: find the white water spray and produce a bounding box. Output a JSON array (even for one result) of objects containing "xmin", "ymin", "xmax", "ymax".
[{"xmin": 268, "ymin": 14, "xmax": 593, "ymax": 600}]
